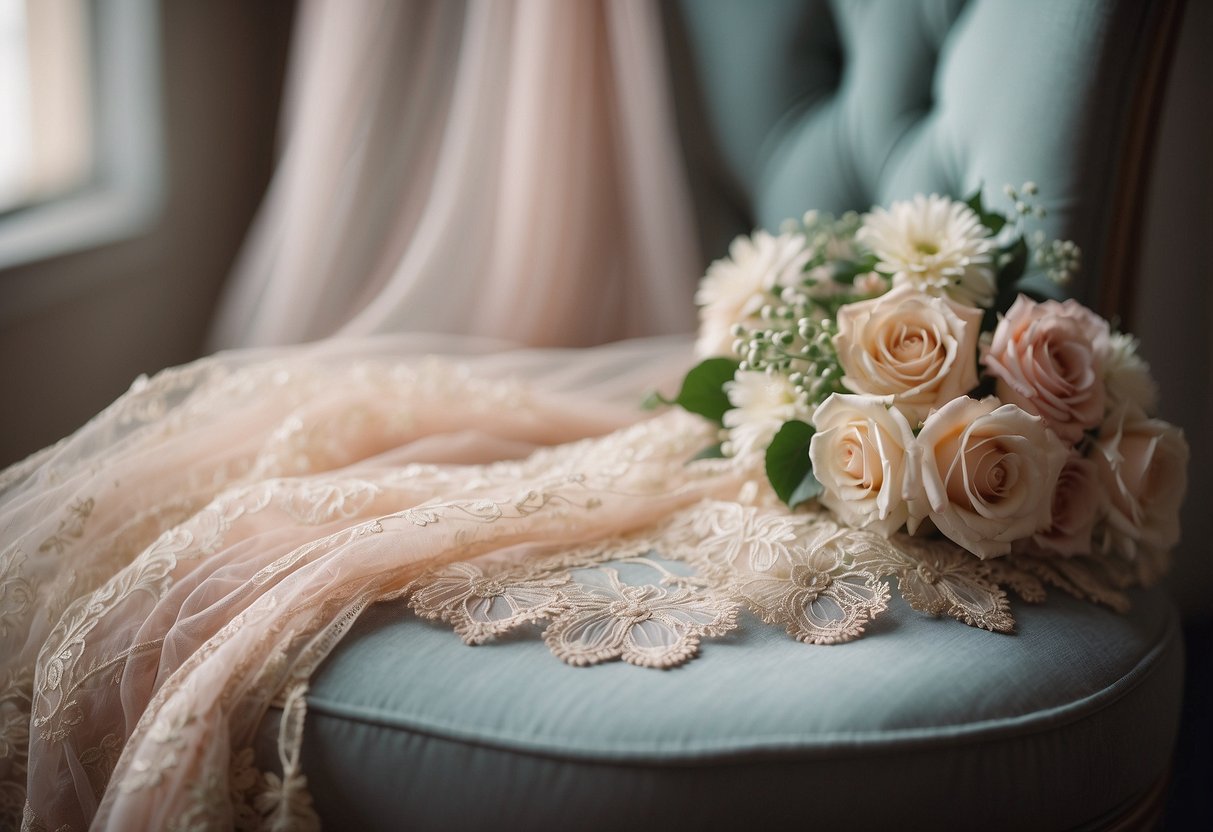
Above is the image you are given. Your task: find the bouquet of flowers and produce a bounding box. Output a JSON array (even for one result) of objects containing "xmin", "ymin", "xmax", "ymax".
[{"xmin": 659, "ymin": 185, "xmax": 1187, "ymax": 581}]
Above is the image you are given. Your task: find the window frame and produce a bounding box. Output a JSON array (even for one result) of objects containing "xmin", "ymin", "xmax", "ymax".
[{"xmin": 0, "ymin": 0, "xmax": 163, "ymax": 271}]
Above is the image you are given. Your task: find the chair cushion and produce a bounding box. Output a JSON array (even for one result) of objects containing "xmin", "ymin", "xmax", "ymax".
[{"xmin": 256, "ymin": 582, "xmax": 1182, "ymax": 831}]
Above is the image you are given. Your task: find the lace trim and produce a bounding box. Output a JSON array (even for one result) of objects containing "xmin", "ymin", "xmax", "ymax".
[
  {"xmin": 545, "ymin": 566, "xmax": 738, "ymax": 668},
  {"xmin": 404, "ymin": 498, "xmax": 1140, "ymax": 667},
  {"xmin": 731, "ymin": 545, "xmax": 891, "ymax": 645},
  {"xmin": 409, "ymin": 556, "xmax": 738, "ymax": 668},
  {"xmin": 410, "ymin": 562, "xmax": 571, "ymax": 644}
]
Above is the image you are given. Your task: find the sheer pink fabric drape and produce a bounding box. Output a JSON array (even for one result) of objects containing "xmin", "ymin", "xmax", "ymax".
[
  {"xmin": 208, "ymin": 0, "xmax": 699, "ymax": 349},
  {"xmin": 2, "ymin": 336, "xmax": 740, "ymax": 830},
  {"xmin": 2, "ymin": 1, "xmax": 720, "ymax": 827}
]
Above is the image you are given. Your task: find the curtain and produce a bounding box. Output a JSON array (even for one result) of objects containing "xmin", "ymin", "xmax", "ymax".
[{"xmin": 208, "ymin": 0, "xmax": 699, "ymax": 349}]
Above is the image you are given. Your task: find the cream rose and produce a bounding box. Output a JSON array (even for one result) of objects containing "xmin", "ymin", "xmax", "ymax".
[
  {"xmin": 982, "ymin": 295, "xmax": 1111, "ymax": 444},
  {"xmin": 1092, "ymin": 407, "xmax": 1188, "ymax": 573},
  {"xmin": 809, "ymin": 394, "xmax": 916, "ymax": 535},
  {"xmin": 834, "ymin": 284, "xmax": 982, "ymax": 424},
  {"xmin": 1030, "ymin": 452, "xmax": 1101, "ymax": 556},
  {"xmin": 910, "ymin": 397, "xmax": 1067, "ymax": 559}
]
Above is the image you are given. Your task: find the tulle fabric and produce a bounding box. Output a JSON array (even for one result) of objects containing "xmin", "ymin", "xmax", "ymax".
[
  {"xmin": 0, "ymin": 334, "xmax": 751, "ymax": 829},
  {"xmin": 208, "ymin": 0, "xmax": 699, "ymax": 350},
  {"xmin": 1, "ymin": 0, "xmax": 719, "ymax": 824}
]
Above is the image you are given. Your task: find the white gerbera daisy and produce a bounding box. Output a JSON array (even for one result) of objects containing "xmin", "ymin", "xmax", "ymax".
[
  {"xmin": 722, "ymin": 371, "xmax": 812, "ymax": 456},
  {"xmin": 857, "ymin": 194, "xmax": 996, "ymax": 307},
  {"xmin": 694, "ymin": 231, "xmax": 810, "ymax": 358},
  {"xmin": 1104, "ymin": 331, "xmax": 1159, "ymax": 415}
]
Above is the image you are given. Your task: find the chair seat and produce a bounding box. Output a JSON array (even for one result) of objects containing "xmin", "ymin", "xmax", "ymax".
[{"xmin": 256, "ymin": 583, "xmax": 1182, "ymax": 831}]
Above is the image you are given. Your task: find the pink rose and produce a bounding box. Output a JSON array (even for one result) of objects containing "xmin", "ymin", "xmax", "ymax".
[
  {"xmin": 834, "ymin": 284, "xmax": 982, "ymax": 424},
  {"xmin": 909, "ymin": 397, "xmax": 1067, "ymax": 559},
  {"xmin": 1092, "ymin": 407, "xmax": 1188, "ymax": 579},
  {"xmin": 983, "ymin": 295, "xmax": 1111, "ymax": 444},
  {"xmin": 1030, "ymin": 453, "xmax": 1101, "ymax": 556}
]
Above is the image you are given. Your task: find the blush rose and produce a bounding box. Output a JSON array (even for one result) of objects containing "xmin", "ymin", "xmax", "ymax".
[
  {"xmin": 1092, "ymin": 407, "xmax": 1188, "ymax": 579},
  {"xmin": 982, "ymin": 295, "xmax": 1111, "ymax": 444},
  {"xmin": 1030, "ymin": 452, "xmax": 1101, "ymax": 556}
]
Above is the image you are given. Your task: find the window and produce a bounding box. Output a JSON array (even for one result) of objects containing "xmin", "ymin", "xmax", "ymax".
[
  {"xmin": 0, "ymin": 0, "xmax": 161, "ymax": 270},
  {"xmin": 0, "ymin": 0, "xmax": 93, "ymax": 214}
]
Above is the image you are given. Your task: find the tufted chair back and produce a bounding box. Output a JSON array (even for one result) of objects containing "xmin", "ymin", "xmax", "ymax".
[{"xmin": 665, "ymin": 0, "xmax": 1182, "ymax": 321}]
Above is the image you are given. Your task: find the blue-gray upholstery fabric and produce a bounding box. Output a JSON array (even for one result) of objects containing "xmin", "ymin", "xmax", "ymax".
[
  {"xmin": 665, "ymin": 0, "xmax": 1158, "ymax": 307},
  {"xmin": 256, "ymin": 586, "xmax": 1181, "ymax": 830}
]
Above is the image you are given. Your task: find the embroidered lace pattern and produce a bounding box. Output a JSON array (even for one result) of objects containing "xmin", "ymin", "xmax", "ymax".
[
  {"xmin": 0, "ymin": 353, "xmax": 1152, "ymax": 831},
  {"xmin": 404, "ymin": 492, "xmax": 1137, "ymax": 667}
]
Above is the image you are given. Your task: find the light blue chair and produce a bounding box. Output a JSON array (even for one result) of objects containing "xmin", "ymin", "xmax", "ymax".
[{"xmin": 254, "ymin": 2, "xmax": 1190, "ymax": 828}]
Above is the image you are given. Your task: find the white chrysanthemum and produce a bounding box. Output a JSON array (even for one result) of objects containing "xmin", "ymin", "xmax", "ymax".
[
  {"xmin": 857, "ymin": 194, "xmax": 996, "ymax": 307},
  {"xmin": 1103, "ymin": 331, "xmax": 1159, "ymax": 415},
  {"xmin": 695, "ymin": 231, "xmax": 811, "ymax": 357},
  {"xmin": 722, "ymin": 371, "xmax": 812, "ymax": 456}
]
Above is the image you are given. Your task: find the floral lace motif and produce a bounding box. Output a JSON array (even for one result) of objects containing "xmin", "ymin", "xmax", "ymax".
[
  {"xmin": 731, "ymin": 543, "xmax": 890, "ymax": 645},
  {"xmin": 409, "ymin": 557, "xmax": 738, "ymax": 668},
  {"xmin": 404, "ymin": 497, "xmax": 1141, "ymax": 666},
  {"xmin": 546, "ymin": 569, "xmax": 737, "ymax": 668},
  {"xmin": 410, "ymin": 562, "xmax": 570, "ymax": 644}
]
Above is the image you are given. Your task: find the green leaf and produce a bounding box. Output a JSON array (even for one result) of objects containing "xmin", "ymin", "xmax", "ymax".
[
  {"xmin": 830, "ymin": 253, "xmax": 880, "ymax": 284},
  {"xmin": 789, "ymin": 466, "xmax": 824, "ymax": 507},
  {"xmin": 985, "ymin": 236, "xmax": 1030, "ymax": 330},
  {"xmin": 641, "ymin": 390, "xmax": 675, "ymax": 411},
  {"xmin": 964, "ymin": 188, "xmax": 984, "ymax": 215},
  {"xmin": 688, "ymin": 443, "xmax": 725, "ymax": 461},
  {"xmin": 999, "ymin": 236, "xmax": 1029, "ymax": 288},
  {"xmin": 674, "ymin": 358, "xmax": 740, "ymax": 424},
  {"xmin": 964, "ymin": 186, "xmax": 1007, "ymax": 234},
  {"xmin": 981, "ymin": 212, "xmax": 1007, "ymax": 235},
  {"xmin": 764, "ymin": 420, "xmax": 823, "ymax": 507}
]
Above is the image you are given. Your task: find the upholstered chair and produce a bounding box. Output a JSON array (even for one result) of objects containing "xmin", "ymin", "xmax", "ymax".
[{"xmin": 253, "ymin": 2, "xmax": 1190, "ymax": 827}]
